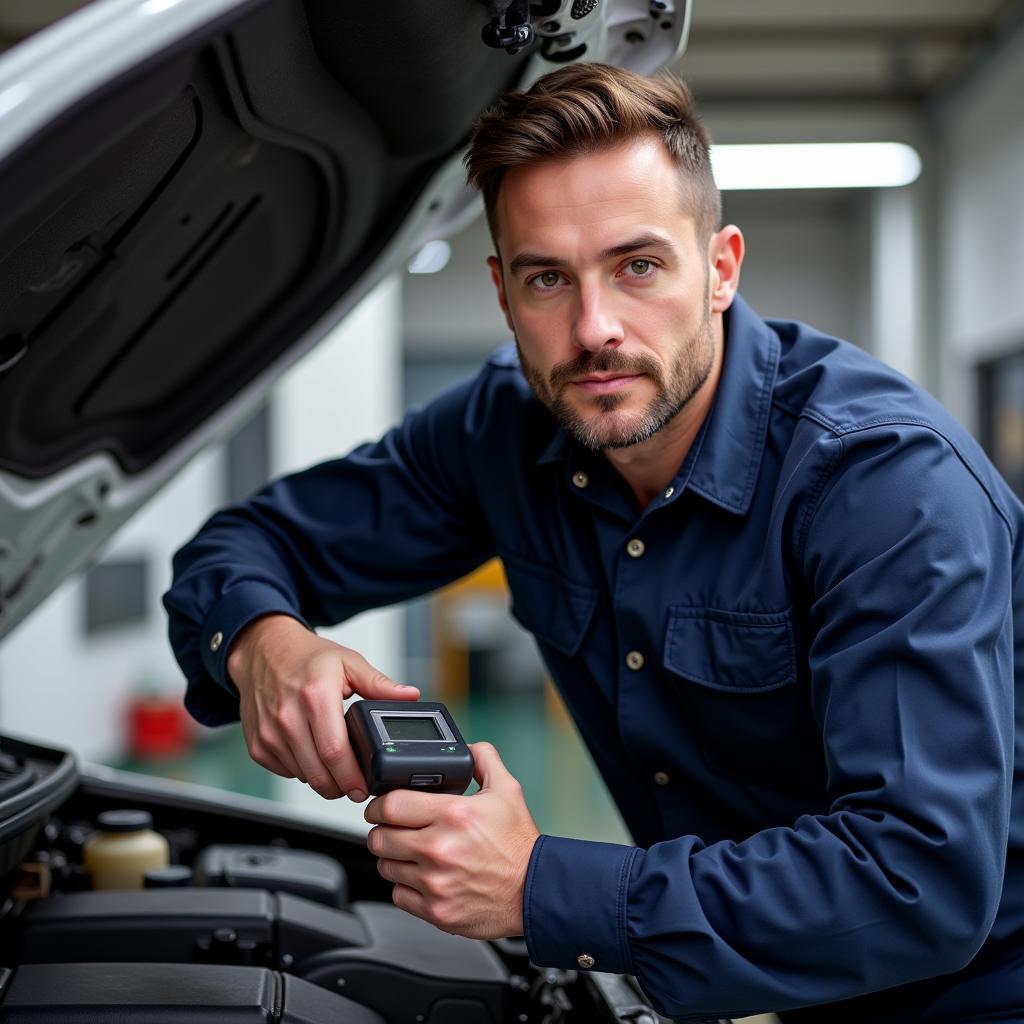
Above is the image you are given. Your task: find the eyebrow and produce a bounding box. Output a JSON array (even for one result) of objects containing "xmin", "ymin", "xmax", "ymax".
[{"xmin": 507, "ymin": 233, "xmax": 677, "ymax": 277}]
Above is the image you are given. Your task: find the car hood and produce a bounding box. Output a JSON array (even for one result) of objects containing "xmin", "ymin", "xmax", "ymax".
[{"xmin": 0, "ymin": 0, "xmax": 689, "ymax": 638}]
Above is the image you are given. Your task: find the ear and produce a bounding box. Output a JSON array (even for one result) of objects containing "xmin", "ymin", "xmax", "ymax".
[
  {"xmin": 487, "ymin": 255, "xmax": 516, "ymax": 333},
  {"xmin": 707, "ymin": 225, "xmax": 744, "ymax": 314}
]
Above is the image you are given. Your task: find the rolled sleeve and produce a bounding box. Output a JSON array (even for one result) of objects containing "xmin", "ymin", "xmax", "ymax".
[{"xmin": 523, "ymin": 834, "xmax": 640, "ymax": 975}]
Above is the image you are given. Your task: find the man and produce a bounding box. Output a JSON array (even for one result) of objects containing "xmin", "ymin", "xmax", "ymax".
[{"xmin": 164, "ymin": 63, "xmax": 1024, "ymax": 1021}]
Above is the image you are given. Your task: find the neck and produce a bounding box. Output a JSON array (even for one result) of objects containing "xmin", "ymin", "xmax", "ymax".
[{"xmin": 603, "ymin": 317, "xmax": 725, "ymax": 510}]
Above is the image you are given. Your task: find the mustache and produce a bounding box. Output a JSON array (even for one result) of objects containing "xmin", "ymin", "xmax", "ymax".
[{"xmin": 549, "ymin": 350, "xmax": 662, "ymax": 389}]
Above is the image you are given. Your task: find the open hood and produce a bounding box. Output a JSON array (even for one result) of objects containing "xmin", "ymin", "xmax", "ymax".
[{"xmin": 0, "ymin": 0, "xmax": 690, "ymax": 638}]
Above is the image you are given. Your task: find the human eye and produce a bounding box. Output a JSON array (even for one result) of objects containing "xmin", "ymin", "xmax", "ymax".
[
  {"xmin": 527, "ymin": 270, "xmax": 565, "ymax": 291},
  {"xmin": 620, "ymin": 258, "xmax": 657, "ymax": 279}
]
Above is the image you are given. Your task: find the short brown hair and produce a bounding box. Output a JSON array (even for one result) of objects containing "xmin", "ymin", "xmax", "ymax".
[{"xmin": 464, "ymin": 62, "xmax": 720, "ymax": 252}]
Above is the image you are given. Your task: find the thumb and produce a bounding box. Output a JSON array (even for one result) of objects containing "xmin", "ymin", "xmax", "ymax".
[
  {"xmin": 469, "ymin": 741, "xmax": 510, "ymax": 791},
  {"xmin": 343, "ymin": 650, "xmax": 420, "ymax": 701}
]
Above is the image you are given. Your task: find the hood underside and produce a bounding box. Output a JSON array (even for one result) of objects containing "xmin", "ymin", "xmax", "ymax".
[{"xmin": 0, "ymin": 0, "xmax": 689, "ymax": 636}]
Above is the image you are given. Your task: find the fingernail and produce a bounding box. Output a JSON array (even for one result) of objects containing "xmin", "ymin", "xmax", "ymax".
[
  {"xmin": 348, "ymin": 789, "xmax": 367, "ymax": 802},
  {"xmin": 395, "ymin": 684, "xmax": 417, "ymax": 690}
]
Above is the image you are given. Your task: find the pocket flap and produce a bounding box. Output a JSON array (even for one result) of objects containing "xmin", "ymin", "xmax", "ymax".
[
  {"xmin": 502, "ymin": 552, "xmax": 598, "ymax": 656},
  {"xmin": 664, "ymin": 607, "xmax": 796, "ymax": 692}
]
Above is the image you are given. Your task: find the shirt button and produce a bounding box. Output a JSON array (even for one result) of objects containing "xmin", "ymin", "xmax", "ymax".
[
  {"xmin": 626, "ymin": 538, "xmax": 645, "ymax": 558},
  {"xmin": 653, "ymin": 771, "xmax": 671, "ymax": 786},
  {"xmin": 571, "ymin": 470, "xmax": 589, "ymax": 489},
  {"xmin": 626, "ymin": 650, "xmax": 645, "ymax": 670},
  {"xmin": 664, "ymin": 486, "xmax": 675, "ymax": 499},
  {"xmin": 209, "ymin": 631, "xmax": 224, "ymax": 653},
  {"xmin": 577, "ymin": 953, "xmax": 595, "ymax": 969}
]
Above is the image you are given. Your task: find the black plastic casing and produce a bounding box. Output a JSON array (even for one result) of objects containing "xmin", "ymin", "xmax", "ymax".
[
  {"xmin": 345, "ymin": 701, "xmax": 474, "ymax": 796},
  {"xmin": 0, "ymin": 962, "xmax": 385, "ymax": 1023}
]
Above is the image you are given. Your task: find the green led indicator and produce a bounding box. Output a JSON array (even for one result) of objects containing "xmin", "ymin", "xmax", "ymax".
[{"xmin": 385, "ymin": 746, "xmax": 397, "ymax": 753}]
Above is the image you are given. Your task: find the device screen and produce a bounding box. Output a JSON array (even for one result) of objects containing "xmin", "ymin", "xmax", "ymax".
[{"xmin": 382, "ymin": 715, "xmax": 444, "ymax": 741}]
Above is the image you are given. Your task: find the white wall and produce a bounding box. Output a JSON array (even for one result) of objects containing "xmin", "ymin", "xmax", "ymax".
[
  {"xmin": 268, "ymin": 274, "xmax": 404, "ymax": 827},
  {"xmin": 936, "ymin": 25, "xmax": 1024, "ymax": 431},
  {"xmin": 722, "ymin": 190, "xmax": 875, "ymax": 351},
  {"xmin": 270, "ymin": 273, "xmax": 405, "ymax": 686},
  {"xmin": 0, "ymin": 448, "xmax": 224, "ymax": 760}
]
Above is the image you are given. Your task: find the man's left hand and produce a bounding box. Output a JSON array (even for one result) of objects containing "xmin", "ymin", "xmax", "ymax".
[{"xmin": 364, "ymin": 741, "xmax": 540, "ymax": 939}]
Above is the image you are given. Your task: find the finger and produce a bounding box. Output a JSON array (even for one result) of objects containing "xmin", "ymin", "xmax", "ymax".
[
  {"xmin": 291, "ymin": 729, "xmax": 344, "ymax": 799},
  {"xmin": 391, "ymin": 882, "xmax": 430, "ymax": 923},
  {"xmin": 468, "ymin": 741, "xmax": 508, "ymax": 790},
  {"xmin": 365, "ymin": 790, "xmax": 451, "ymax": 828},
  {"xmin": 274, "ymin": 712, "xmax": 343, "ymax": 799},
  {"xmin": 377, "ymin": 857, "xmax": 424, "ymax": 892},
  {"xmin": 251, "ymin": 745, "xmax": 299, "ymax": 781},
  {"xmin": 303, "ymin": 682, "xmax": 367, "ymax": 797},
  {"xmin": 368, "ymin": 824, "xmax": 428, "ymax": 863},
  {"xmin": 343, "ymin": 650, "xmax": 420, "ymax": 702},
  {"xmin": 243, "ymin": 720, "xmax": 307, "ymax": 782}
]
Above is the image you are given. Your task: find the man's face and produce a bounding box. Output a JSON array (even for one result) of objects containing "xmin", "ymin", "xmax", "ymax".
[{"xmin": 487, "ymin": 136, "xmax": 715, "ymax": 450}]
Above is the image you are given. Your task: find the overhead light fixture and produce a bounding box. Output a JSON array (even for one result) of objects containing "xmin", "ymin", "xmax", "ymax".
[
  {"xmin": 407, "ymin": 240, "xmax": 452, "ymax": 275},
  {"xmin": 710, "ymin": 143, "xmax": 921, "ymax": 191}
]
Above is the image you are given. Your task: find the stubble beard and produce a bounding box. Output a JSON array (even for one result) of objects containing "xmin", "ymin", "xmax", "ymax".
[{"xmin": 516, "ymin": 303, "xmax": 715, "ymax": 451}]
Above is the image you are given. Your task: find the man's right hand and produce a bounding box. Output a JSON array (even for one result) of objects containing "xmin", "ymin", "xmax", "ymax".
[{"xmin": 225, "ymin": 614, "xmax": 420, "ymax": 801}]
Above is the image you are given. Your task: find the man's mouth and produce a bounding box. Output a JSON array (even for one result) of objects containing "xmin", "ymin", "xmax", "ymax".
[{"xmin": 570, "ymin": 373, "xmax": 643, "ymax": 395}]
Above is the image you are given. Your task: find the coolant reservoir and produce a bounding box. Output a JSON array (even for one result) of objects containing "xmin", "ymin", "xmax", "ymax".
[{"xmin": 84, "ymin": 809, "xmax": 169, "ymax": 889}]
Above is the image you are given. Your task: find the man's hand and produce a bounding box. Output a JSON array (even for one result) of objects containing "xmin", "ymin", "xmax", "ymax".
[
  {"xmin": 226, "ymin": 614, "xmax": 419, "ymax": 801},
  {"xmin": 364, "ymin": 742, "xmax": 540, "ymax": 940}
]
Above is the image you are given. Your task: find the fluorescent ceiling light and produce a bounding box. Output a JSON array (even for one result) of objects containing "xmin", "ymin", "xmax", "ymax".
[
  {"xmin": 710, "ymin": 143, "xmax": 921, "ymax": 190},
  {"xmin": 141, "ymin": 0, "xmax": 186, "ymax": 14},
  {"xmin": 408, "ymin": 240, "xmax": 452, "ymax": 274}
]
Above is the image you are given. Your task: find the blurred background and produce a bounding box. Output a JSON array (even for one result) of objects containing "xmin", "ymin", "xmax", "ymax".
[{"xmin": 1, "ymin": 0, "xmax": 1023, "ymax": 840}]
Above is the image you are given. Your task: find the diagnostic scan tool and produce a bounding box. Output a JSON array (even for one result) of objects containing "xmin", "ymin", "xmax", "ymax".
[{"xmin": 345, "ymin": 700, "xmax": 474, "ymax": 796}]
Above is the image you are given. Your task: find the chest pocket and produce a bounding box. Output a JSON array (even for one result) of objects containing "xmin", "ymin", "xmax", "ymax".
[
  {"xmin": 501, "ymin": 551, "xmax": 597, "ymax": 656},
  {"xmin": 664, "ymin": 606, "xmax": 821, "ymax": 788},
  {"xmin": 665, "ymin": 606, "xmax": 796, "ymax": 691}
]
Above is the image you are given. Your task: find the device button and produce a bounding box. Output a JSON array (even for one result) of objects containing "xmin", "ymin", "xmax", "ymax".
[
  {"xmin": 577, "ymin": 953, "xmax": 595, "ymax": 969},
  {"xmin": 626, "ymin": 650, "xmax": 645, "ymax": 671},
  {"xmin": 409, "ymin": 774, "xmax": 444, "ymax": 787},
  {"xmin": 626, "ymin": 538, "xmax": 645, "ymax": 558},
  {"xmin": 653, "ymin": 771, "xmax": 671, "ymax": 786},
  {"xmin": 209, "ymin": 631, "xmax": 224, "ymax": 653},
  {"xmin": 571, "ymin": 470, "xmax": 590, "ymax": 489}
]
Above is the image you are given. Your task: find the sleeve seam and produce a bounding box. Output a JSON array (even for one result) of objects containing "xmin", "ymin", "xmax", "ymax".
[
  {"xmin": 524, "ymin": 833, "xmax": 547, "ymax": 949},
  {"xmin": 798, "ymin": 419, "xmax": 1016, "ymax": 553},
  {"xmin": 795, "ymin": 431, "xmax": 845, "ymax": 565},
  {"xmin": 618, "ymin": 845, "xmax": 641, "ymax": 975}
]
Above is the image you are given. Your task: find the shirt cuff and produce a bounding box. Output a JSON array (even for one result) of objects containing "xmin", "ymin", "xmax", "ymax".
[
  {"xmin": 523, "ymin": 834, "xmax": 640, "ymax": 976},
  {"xmin": 200, "ymin": 580, "xmax": 309, "ymax": 693}
]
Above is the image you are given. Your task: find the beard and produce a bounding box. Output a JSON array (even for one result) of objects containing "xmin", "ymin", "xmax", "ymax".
[{"xmin": 516, "ymin": 303, "xmax": 715, "ymax": 451}]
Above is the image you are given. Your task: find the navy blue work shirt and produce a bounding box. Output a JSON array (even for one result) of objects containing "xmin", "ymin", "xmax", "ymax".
[{"xmin": 164, "ymin": 295, "xmax": 1024, "ymax": 1021}]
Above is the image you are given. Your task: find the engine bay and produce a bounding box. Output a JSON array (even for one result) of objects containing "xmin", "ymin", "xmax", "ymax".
[{"xmin": 0, "ymin": 734, "xmax": 676, "ymax": 1023}]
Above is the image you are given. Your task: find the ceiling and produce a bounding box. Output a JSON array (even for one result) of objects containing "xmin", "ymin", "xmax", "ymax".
[
  {"xmin": 3, "ymin": 0, "xmax": 1021, "ymax": 109},
  {"xmin": 672, "ymin": 0, "xmax": 1023, "ymax": 107}
]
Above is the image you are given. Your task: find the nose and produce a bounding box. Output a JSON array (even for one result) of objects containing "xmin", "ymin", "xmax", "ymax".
[{"xmin": 571, "ymin": 281, "xmax": 625, "ymax": 352}]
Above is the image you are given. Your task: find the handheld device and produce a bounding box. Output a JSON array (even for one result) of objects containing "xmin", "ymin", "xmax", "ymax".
[{"xmin": 345, "ymin": 700, "xmax": 474, "ymax": 796}]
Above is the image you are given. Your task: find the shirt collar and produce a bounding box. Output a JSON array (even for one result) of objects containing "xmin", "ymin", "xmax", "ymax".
[
  {"xmin": 534, "ymin": 294, "xmax": 779, "ymax": 516},
  {"xmin": 686, "ymin": 294, "xmax": 779, "ymax": 515},
  {"xmin": 536, "ymin": 422, "xmax": 575, "ymax": 466}
]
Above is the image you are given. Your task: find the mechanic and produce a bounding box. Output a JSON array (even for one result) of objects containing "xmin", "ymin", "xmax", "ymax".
[{"xmin": 164, "ymin": 63, "xmax": 1024, "ymax": 1022}]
